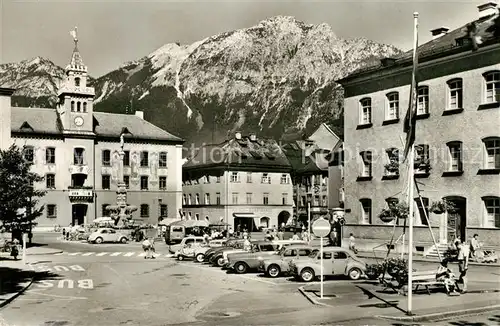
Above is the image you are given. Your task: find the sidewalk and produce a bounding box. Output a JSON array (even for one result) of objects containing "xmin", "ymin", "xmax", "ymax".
[
  {"xmin": 356, "ymin": 250, "xmax": 500, "ymax": 267},
  {"xmin": 0, "ymin": 260, "xmax": 35, "ymax": 308},
  {"xmin": 0, "ymin": 246, "xmax": 62, "ymax": 259},
  {"xmin": 299, "ymin": 280, "xmax": 500, "ymax": 322}
]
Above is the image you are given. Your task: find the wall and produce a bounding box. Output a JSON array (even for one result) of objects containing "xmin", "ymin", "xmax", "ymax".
[
  {"xmin": 342, "ymin": 45, "xmax": 500, "ymax": 247},
  {"xmin": 0, "ymin": 89, "xmax": 13, "ymax": 150}
]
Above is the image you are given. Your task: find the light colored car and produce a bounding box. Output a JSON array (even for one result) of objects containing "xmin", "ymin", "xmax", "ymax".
[
  {"xmin": 289, "ymin": 247, "xmax": 366, "ymax": 282},
  {"xmin": 226, "ymin": 240, "xmax": 308, "ymax": 273},
  {"xmin": 168, "ymin": 236, "xmax": 205, "ymax": 254},
  {"xmin": 88, "ymin": 228, "xmax": 129, "ymax": 244},
  {"xmin": 259, "ymin": 244, "xmax": 316, "ymax": 277},
  {"xmin": 177, "ymin": 242, "xmax": 203, "ymax": 260},
  {"xmin": 193, "ymin": 239, "xmax": 227, "ymax": 262}
]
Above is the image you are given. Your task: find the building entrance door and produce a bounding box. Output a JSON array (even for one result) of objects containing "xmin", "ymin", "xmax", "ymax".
[
  {"xmin": 444, "ymin": 197, "xmax": 467, "ymax": 243},
  {"xmin": 72, "ymin": 204, "xmax": 87, "ymax": 226}
]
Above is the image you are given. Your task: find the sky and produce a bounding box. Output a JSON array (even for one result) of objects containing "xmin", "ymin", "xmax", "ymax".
[{"xmin": 0, "ymin": 0, "xmax": 487, "ymax": 77}]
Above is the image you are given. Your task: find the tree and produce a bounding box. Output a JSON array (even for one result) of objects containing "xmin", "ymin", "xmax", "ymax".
[{"xmin": 0, "ymin": 144, "xmax": 46, "ymax": 239}]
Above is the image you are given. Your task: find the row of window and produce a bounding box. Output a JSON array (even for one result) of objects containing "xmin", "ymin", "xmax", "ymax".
[
  {"xmin": 359, "ymin": 196, "xmax": 500, "ymax": 228},
  {"xmin": 358, "ymin": 71, "xmax": 500, "ymax": 125},
  {"xmin": 184, "ymin": 172, "xmax": 291, "ymax": 185},
  {"xmin": 358, "ymin": 138, "xmax": 500, "ymax": 179},
  {"xmin": 70, "ymin": 100, "xmax": 88, "ymax": 113},
  {"xmin": 22, "ymin": 147, "xmax": 168, "ymax": 168},
  {"xmin": 182, "ymin": 192, "xmax": 291, "ymax": 206},
  {"xmin": 45, "ymin": 204, "xmax": 169, "ymax": 219},
  {"xmin": 44, "ymin": 174, "xmax": 168, "ymax": 191}
]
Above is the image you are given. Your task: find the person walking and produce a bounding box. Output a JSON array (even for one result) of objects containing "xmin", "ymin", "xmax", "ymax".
[
  {"xmin": 291, "ymin": 232, "xmax": 300, "ymax": 241},
  {"xmin": 349, "ymin": 233, "xmax": 358, "ymax": 254},
  {"xmin": 142, "ymin": 238, "xmax": 155, "ymax": 259},
  {"xmin": 10, "ymin": 238, "xmax": 20, "ymax": 260},
  {"xmin": 470, "ymin": 234, "xmax": 481, "ymax": 259},
  {"xmin": 457, "ymin": 239, "xmax": 470, "ymax": 293}
]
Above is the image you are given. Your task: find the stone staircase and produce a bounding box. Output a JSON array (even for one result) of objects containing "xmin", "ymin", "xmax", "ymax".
[{"xmin": 424, "ymin": 243, "xmax": 449, "ymax": 259}]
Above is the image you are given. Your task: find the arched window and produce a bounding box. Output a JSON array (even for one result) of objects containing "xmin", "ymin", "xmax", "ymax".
[
  {"xmin": 359, "ymin": 198, "xmax": 372, "ymax": 224},
  {"xmin": 82, "ymin": 102, "xmax": 87, "ymax": 113},
  {"xmin": 359, "ymin": 97, "xmax": 372, "ymax": 125},
  {"xmin": 386, "ymin": 92, "xmax": 399, "ymax": 120},
  {"xmin": 417, "ymin": 86, "xmax": 429, "ymax": 115},
  {"xmin": 74, "ymin": 77, "xmax": 80, "ymax": 87},
  {"xmin": 447, "ymin": 78, "xmax": 463, "ymax": 110},
  {"xmin": 71, "ymin": 101, "xmax": 75, "ymax": 112},
  {"xmin": 482, "ymin": 196, "xmax": 500, "ymax": 228},
  {"xmin": 481, "ymin": 136, "xmax": 500, "ymax": 169},
  {"xmin": 483, "ymin": 71, "xmax": 500, "ymax": 103},
  {"xmin": 76, "ymin": 102, "xmax": 81, "ymax": 112}
]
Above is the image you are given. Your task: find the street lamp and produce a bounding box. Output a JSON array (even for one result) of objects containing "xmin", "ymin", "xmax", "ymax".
[{"xmin": 307, "ymin": 193, "xmax": 312, "ymax": 244}]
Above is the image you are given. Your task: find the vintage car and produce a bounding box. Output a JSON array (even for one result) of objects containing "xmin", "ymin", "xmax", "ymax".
[
  {"xmin": 289, "ymin": 247, "xmax": 366, "ymax": 282},
  {"xmin": 168, "ymin": 236, "xmax": 205, "ymax": 254},
  {"xmin": 226, "ymin": 240, "xmax": 308, "ymax": 274},
  {"xmin": 204, "ymin": 239, "xmax": 244, "ymax": 263},
  {"xmin": 259, "ymin": 244, "xmax": 316, "ymax": 278},
  {"xmin": 176, "ymin": 242, "xmax": 204, "ymax": 260},
  {"xmin": 88, "ymin": 228, "xmax": 129, "ymax": 244},
  {"xmin": 193, "ymin": 239, "xmax": 227, "ymax": 262},
  {"xmin": 210, "ymin": 241, "xmax": 247, "ymax": 267}
]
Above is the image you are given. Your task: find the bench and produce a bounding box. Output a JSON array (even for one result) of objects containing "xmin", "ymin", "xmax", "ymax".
[{"xmin": 399, "ymin": 270, "xmax": 459, "ymax": 296}]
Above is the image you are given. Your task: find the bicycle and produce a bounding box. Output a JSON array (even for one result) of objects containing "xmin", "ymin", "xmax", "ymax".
[{"xmin": 1, "ymin": 240, "xmax": 12, "ymax": 253}]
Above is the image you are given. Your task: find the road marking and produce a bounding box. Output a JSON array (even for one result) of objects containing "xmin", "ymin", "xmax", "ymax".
[
  {"xmin": 68, "ymin": 252, "xmax": 82, "ymax": 256},
  {"xmin": 110, "ymin": 252, "xmax": 122, "ymax": 256},
  {"xmin": 178, "ymin": 262, "xmax": 279, "ymax": 286},
  {"xmin": 96, "ymin": 252, "xmax": 109, "ymax": 256},
  {"xmin": 82, "ymin": 252, "xmax": 95, "ymax": 256},
  {"xmin": 54, "ymin": 252, "xmax": 64, "ymax": 256},
  {"xmin": 138, "ymin": 252, "xmax": 146, "ymax": 257},
  {"xmin": 123, "ymin": 252, "xmax": 135, "ymax": 257},
  {"xmin": 28, "ymin": 290, "xmax": 88, "ymax": 300}
]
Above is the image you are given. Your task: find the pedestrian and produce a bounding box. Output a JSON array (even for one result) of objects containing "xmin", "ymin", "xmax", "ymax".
[
  {"xmin": 349, "ymin": 233, "xmax": 358, "ymax": 254},
  {"xmin": 62, "ymin": 228, "xmax": 66, "ymax": 240},
  {"xmin": 203, "ymin": 231, "xmax": 210, "ymax": 244},
  {"xmin": 228, "ymin": 227, "xmax": 234, "ymax": 238},
  {"xmin": 277, "ymin": 229, "xmax": 284, "ymax": 240},
  {"xmin": 457, "ymin": 239, "xmax": 470, "ymax": 293},
  {"xmin": 265, "ymin": 230, "xmax": 273, "ymax": 241},
  {"xmin": 470, "ymin": 234, "xmax": 481, "ymax": 259},
  {"xmin": 291, "ymin": 232, "xmax": 300, "ymax": 241},
  {"xmin": 142, "ymin": 237, "xmax": 154, "ymax": 259},
  {"xmin": 242, "ymin": 228, "xmax": 248, "ymax": 239},
  {"xmin": 435, "ymin": 259, "xmax": 458, "ymax": 295},
  {"xmin": 11, "ymin": 238, "xmax": 20, "ymax": 260}
]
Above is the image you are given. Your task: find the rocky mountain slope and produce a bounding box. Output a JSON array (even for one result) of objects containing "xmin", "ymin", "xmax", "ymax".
[{"xmin": 0, "ymin": 16, "xmax": 402, "ymax": 145}]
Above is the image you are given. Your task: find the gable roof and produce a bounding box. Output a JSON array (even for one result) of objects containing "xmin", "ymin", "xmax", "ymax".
[
  {"xmin": 10, "ymin": 107, "xmax": 183, "ymax": 142},
  {"xmin": 339, "ymin": 13, "xmax": 500, "ymax": 82},
  {"xmin": 183, "ymin": 136, "xmax": 291, "ymax": 171}
]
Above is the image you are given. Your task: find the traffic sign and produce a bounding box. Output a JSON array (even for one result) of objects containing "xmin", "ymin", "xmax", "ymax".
[{"xmin": 312, "ymin": 218, "xmax": 331, "ymax": 238}]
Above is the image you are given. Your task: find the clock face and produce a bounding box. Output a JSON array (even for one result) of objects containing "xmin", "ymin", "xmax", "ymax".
[{"xmin": 74, "ymin": 116, "xmax": 84, "ymax": 126}]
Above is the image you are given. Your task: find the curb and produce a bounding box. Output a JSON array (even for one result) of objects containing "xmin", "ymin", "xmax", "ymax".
[
  {"xmin": 298, "ymin": 286, "xmax": 329, "ymax": 307},
  {"xmin": 377, "ymin": 303, "xmax": 500, "ymax": 322},
  {"xmin": 357, "ymin": 253, "xmax": 500, "ymax": 267},
  {"xmin": 26, "ymin": 249, "xmax": 63, "ymax": 256},
  {"xmin": 0, "ymin": 263, "xmax": 35, "ymax": 309}
]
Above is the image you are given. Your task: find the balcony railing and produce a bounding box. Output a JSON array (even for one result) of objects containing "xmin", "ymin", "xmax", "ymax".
[
  {"xmin": 69, "ymin": 164, "xmax": 89, "ymax": 175},
  {"xmin": 68, "ymin": 188, "xmax": 94, "ymax": 202},
  {"xmin": 57, "ymin": 86, "xmax": 95, "ymax": 96}
]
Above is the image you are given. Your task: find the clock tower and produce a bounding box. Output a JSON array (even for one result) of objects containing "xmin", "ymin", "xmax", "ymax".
[{"xmin": 56, "ymin": 27, "xmax": 95, "ymax": 134}]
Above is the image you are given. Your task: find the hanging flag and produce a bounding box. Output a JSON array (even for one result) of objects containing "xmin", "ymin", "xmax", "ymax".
[
  {"xmin": 466, "ymin": 22, "xmax": 483, "ymax": 51},
  {"xmin": 402, "ymin": 33, "xmax": 419, "ymax": 162}
]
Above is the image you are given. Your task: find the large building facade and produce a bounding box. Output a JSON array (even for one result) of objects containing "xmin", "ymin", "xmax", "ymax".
[
  {"xmin": 0, "ymin": 39, "xmax": 184, "ymax": 229},
  {"xmin": 182, "ymin": 133, "xmax": 294, "ymax": 230},
  {"xmin": 337, "ymin": 5, "xmax": 500, "ymax": 250}
]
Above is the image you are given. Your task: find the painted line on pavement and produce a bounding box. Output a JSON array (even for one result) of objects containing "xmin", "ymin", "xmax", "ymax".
[
  {"xmin": 68, "ymin": 252, "xmax": 82, "ymax": 256},
  {"xmin": 28, "ymin": 290, "xmax": 88, "ymax": 300},
  {"xmin": 95, "ymin": 252, "xmax": 109, "ymax": 256},
  {"xmin": 53, "ymin": 252, "xmax": 64, "ymax": 256},
  {"xmin": 177, "ymin": 262, "xmax": 279, "ymax": 286},
  {"xmin": 109, "ymin": 252, "xmax": 122, "ymax": 256},
  {"xmin": 81, "ymin": 252, "xmax": 95, "ymax": 256},
  {"xmin": 123, "ymin": 252, "xmax": 135, "ymax": 257}
]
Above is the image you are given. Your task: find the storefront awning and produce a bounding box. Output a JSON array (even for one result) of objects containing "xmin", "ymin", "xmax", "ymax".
[{"xmin": 233, "ymin": 213, "xmax": 257, "ymax": 218}]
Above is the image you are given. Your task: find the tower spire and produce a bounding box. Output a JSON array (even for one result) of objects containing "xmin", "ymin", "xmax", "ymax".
[{"xmin": 68, "ymin": 27, "xmax": 86, "ymax": 70}]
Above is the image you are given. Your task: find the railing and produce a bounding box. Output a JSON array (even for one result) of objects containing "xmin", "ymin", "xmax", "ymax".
[
  {"xmin": 57, "ymin": 86, "xmax": 95, "ymax": 96},
  {"xmin": 68, "ymin": 186, "xmax": 93, "ymax": 190},
  {"xmin": 68, "ymin": 188, "xmax": 94, "ymax": 199},
  {"xmin": 69, "ymin": 164, "xmax": 89, "ymax": 175}
]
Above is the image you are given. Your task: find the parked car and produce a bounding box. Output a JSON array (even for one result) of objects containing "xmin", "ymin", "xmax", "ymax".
[
  {"xmin": 176, "ymin": 242, "xmax": 204, "ymax": 260},
  {"xmin": 204, "ymin": 239, "xmax": 244, "ymax": 263},
  {"xmin": 289, "ymin": 247, "xmax": 366, "ymax": 282},
  {"xmin": 209, "ymin": 241, "xmax": 249, "ymax": 267},
  {"xmin": 168, "ymin": 236, "xmax": 205, "ymax": 254},
  {"xmin": 226, "ymin": 240, "xmax": 308, "ymax": 274},
  {"xmin": 88, "ymin": 228, "xmax": 129, "ymax": 244},
  {"xmin": 193, "ymin": 239, "xmax": 227, "ymax": 262},
  {"xmin": 259, "ymin": 244, "xmax": 316, "ymax": 277}
]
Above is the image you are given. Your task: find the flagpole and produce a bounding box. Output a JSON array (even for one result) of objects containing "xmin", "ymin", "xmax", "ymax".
[{"xmin": 407, "ymin": 12, "xmax": 419, "ymax": 316}]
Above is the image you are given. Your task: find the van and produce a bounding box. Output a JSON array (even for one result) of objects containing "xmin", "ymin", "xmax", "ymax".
[{"xmin": 164, "ymin": 225, "xmax": 186, "ymax": 244}]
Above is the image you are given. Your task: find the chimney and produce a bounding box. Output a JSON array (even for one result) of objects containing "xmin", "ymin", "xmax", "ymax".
[
  {"xmin": 135, "ymin": 110, "xmax": 144, "ymax": 119},
  {"xmin": 235, "ymin": 132, "xmax": 242, "ymax": 140},
  {"xmin": 478, "ymin": 1, "xmax": 498, "ymax": 19},
  {"xmin": 430, "ymin": 27, "xmax": 450, "ymax": 39},
  {"xmin": 249, "ymin": 133, "xmax": 257, "ymax": 141}
]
